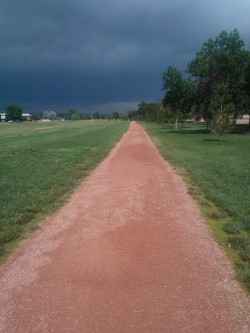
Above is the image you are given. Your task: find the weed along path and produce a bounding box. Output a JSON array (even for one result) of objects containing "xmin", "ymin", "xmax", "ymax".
[{"xmin": 0, "ymin": 122, "xmax": 249, "ymax": 333}]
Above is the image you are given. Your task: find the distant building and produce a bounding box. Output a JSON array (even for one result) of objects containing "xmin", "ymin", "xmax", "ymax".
[
  {"xmin": 21, "ymin": 113, "xmax": 32, "ymax": 121},
  {"xmin": 0, "ymin": 113, "xmax": 32, "ymax": 122},
  {"xmin": 236, "ymin": 114, "xmax": 250, "ymax": 125},
  {"xmin": 0, "ymin": 113, "xmax": 6, "ymax": 122}
]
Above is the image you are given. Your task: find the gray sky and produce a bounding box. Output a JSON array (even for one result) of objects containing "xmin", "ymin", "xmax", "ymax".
[{"xmin": 1, "ymin": 0, "xmax": 250, "ymax": 114}]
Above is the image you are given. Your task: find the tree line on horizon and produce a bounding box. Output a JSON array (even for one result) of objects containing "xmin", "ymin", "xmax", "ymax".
[
  {"xmin": 128, "ymin": 29, "xmax": 250, "ymax": 139},
  {"xmin": 2, "ymin": 106, "xmax": 126, "ymax": 122}
]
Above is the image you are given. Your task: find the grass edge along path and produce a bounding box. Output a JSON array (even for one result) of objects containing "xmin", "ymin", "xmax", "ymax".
[
  {"xmin": 0, "ymin": 120, "xmax": 129, "ymax": 263},
  {"xmin": 141, "ymin": 121, "xmax": 250, "ymax": 293}
]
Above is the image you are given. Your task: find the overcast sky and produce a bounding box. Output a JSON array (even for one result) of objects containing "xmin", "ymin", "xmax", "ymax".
[{"xmin": 1, "ymin": 0, "xmax": 250, "ymax": 114}]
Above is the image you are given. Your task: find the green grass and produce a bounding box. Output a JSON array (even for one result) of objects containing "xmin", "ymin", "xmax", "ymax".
[
  {"xmin": 0, "ymin": 120, "xmax": 129, "ymax": 259},
  {"xmin": 141, "ymin": 121, "xmax": 250, "ymax": 291}
]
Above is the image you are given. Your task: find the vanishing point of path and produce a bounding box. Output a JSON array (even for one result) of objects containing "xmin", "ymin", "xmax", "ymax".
[{"xmin": 0, "ymin": 122, "xmax": 249, "ymax": 333}]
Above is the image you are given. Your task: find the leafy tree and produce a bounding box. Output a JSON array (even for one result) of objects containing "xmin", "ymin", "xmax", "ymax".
[
  {"xmin": 127, "ymin": 110, "xmax": 137, "ymax": 120},
  {"xmin": 144, "ymin": 103, "xmax": 166, "ymax": 122},
  {"xmin": 245, "ymin": 58, "xmax": 250, "ymax": 98},
  {"xmin": 136, "ymin": 101, "xmax": 150, "ymax": 120},
  {"xmin": 119, "ymin": 113, "xmax": 128, "ymax": 120},
  {"xmin": 155, "ymin": 105, "xmax": 175, "ymax": 124},
  {"xmin": 187, "ymin": 29, "xmax": 250, "ymax": 136},
  {"xmin": 71, "ymin": 113, "xmax": 80, "ymax": 120},
  {"xmin": 30, "ymin": 114, "xmax": 40, "ymax": 121},
  {"xmin": 133, "ymin": 101, "xmax": 165, "ymax": 122},
  {"xmin": 243, "ymin": 57, "xmax": 250, "ymax": 126},
  {"xmin": 112, "ymin": 112, "xmax": 120, "ymax": 120},
  {"xmin": 209, "ymin": 83, "xmax": 235, "ymax": 140},
  {"xmin": 92, "ymin": 112, "xmax": 101, "ymax": 119},
  {"xmin": 43, "ymin": 111, "xmax": 57, "ymax": 120},
  {"xmin": 68, "ymin": 108, "xmax": 80, "ymax": 120},
  {"xmin": 162, "ymin": 66, "xmax": 196, "ymax": 128},
  {"xmin": 127, "ymin": 102, "xmax": 175, "ymax": 123},
  {"xmin": 5, "ymin": 104, "xmax": 22, "ymax": 121}
]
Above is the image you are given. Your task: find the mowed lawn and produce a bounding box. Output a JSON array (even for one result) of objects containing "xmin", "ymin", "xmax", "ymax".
[
  {"xmin": 142, "ymin": 122, "xmax": 250, "ymax": 291},
  {"xmin": 0, "ymin": 120, "xmax": 129, "ymax": 257}
]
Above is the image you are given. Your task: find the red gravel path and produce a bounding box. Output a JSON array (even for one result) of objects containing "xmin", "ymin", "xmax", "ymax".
[{"xmin": 0, "ymin": 122, "xmax": 249, "ymax": 333}]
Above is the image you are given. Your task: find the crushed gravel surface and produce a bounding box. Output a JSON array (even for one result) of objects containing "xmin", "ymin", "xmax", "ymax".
[{"xmin": 0, "ymin": 122, "xmax": 249, "ymax": 332}]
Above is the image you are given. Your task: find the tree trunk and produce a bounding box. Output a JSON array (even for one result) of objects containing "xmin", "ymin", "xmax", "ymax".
[{"xmin": 175, "ymin": 114, "xmax": 178, "ymax": 130}]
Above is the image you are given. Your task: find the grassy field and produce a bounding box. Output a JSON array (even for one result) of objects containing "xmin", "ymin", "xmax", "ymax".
[
  {"xmin": 0, "ymin": 120, "xmax": 129, "ymax": 259},
  {"xmin": 141, "ymin": 122, "xmax": 250, "ymax": 291}
]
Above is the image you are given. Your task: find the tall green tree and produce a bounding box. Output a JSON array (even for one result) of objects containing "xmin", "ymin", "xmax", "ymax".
[
  {"xmin": 126, "ymin": 102, "xmax": 166, "ymax": 122},
  {"xmin": 162, "ymin": 66, "xmax": 195, "ymax": 128},
  {"xmin": 136, "ymin": 101, "xmax": 165, "ymax": 122},
  {"xmin": 243, "ymin": 56, "xmax": 250, "ymax": 126},
  {"xmin": 187, "ymin": 29, "xmax": 250, "ymax": 136},
  {"xmin": 209, "ymin": 83, "xmax": 235, "ymax": 140},
  {"xmin": 136, "ymin": 101, "xmax": 150, "ymax": 120},
  {"xmin": 155, "ymin": 105, "xmax": 175, "ymax": 124},
  {"xmin": 5, "ymin": 104, "xmax": 22, "ymax": 122}
]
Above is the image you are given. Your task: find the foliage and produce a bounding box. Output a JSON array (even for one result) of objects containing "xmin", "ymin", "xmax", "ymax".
[
  {"xmin": 71, "ymin": 113, "xmax": 80, "ymax": 120},
  {"xmin": 243, "ymin": 57, "xmax": 250, "ymax": 121},
  {"xmin": 147, "ymin": 29, "xmax": 250, "ymax": 134},
  {"xmin": 208, "ymin": 83, "xmax": 235, "ymax": 140},
  {"xmin": 127, "ymin": 109, "xmax": 137, "ymax": 120},
  {"xmin": 130, "ymin": 29, "xmax": 250, "ymax": 133},
  {"xmin": 92, "ymin": 111, "xmax": 102, "ymax": 119},
  {"xmin": 162, "ymin": 67, "xmax": 196, "ymax": 128},
  {"xmin": 127, "ymin": 102, "xmax": 173, "ymax": 123},
  {"xmin": 30, "ymin": 114, "xmax": 41, "ymax": 121},
  {"xmin": 155, "ymin": 105, "xmax": 175, "ymax": 124},
  {"xmin": 0, "ymin": 121, "xmax": 128, "ymax": 258},
  {"xmin": 119, "ymin": 113, "xmax": 128, "ymax": 120},
  {"xmin": 67, "ymin": 108, "xmax": 80, "ymax": 120},
  {"xmin": 112, "ymin": 112, "xmax": 120, "ymax": 120},
  {"xmin": 187, "ymin": 29, "xmax": 250, "ymax": 136},
  {"xmin": 43, "ymin": 110, "xmax": 57, "ymax": 120},
  {"xmin": 5, "ymin": 104, "xmax": 22, "ymax": 121},
  {"xmin": 245, "ymin": 58, "xmax": 250, "ymax": 97}
]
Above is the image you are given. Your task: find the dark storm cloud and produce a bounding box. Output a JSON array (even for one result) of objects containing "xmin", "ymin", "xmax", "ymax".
[{"xmin": 0, "ymin": 0, "xmax": 250, "ymax": 112}]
